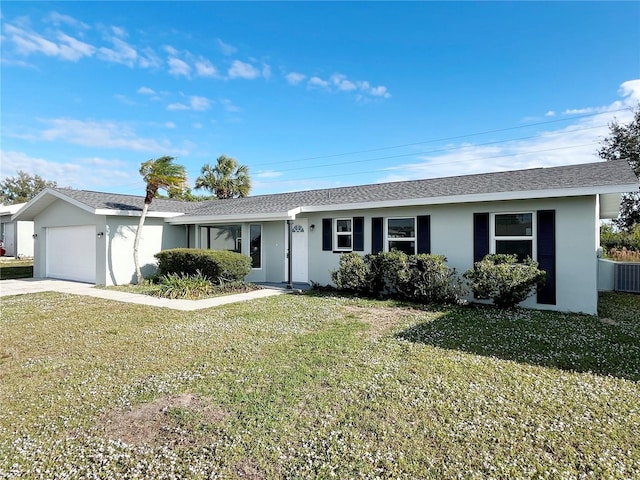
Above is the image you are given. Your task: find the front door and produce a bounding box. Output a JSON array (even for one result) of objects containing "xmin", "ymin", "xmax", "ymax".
[{"xmin": 286, "ymin": 219, "xmax": 309, "ymax": 283}]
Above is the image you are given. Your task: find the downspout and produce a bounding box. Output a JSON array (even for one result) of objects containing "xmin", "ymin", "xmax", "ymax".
[{"xmin": 287, "ymin": 219, "xmax": 293, "ymax": 289}]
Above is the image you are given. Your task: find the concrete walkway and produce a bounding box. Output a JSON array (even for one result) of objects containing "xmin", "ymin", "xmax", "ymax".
[{"xmin": 0, "ymin": 278, "xmax": 289, "ymax": 311}]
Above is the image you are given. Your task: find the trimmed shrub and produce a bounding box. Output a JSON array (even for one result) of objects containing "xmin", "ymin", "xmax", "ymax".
[
  {"xmin": 330, "ymin": 252, "xmax": 369, "ymax": 293},
  {"xmin": 330, "ymin": 250, "xmax": 465, "ymax": 304},
  {"xmin": 463, "ymin": 254, "xmax": 546, "ymax": 309},
  {"xmin": 396, "ymin": 254, "xmax": 467, "ymax": 304},
  {"xmin": 155, "ymin": 248, "xmax": 251, "ymax": 284}
]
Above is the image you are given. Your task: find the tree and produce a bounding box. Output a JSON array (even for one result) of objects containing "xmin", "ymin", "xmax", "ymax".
[
  {"xmin": 195, "ymin": 154, "xmax": 251, "ymax": 199},
  {"xmin": 134, "ymin": 156, "xmax": 187, "ymax": 284},
  {"xmin": 0, "ymin": 170, "xmax": 58, "ymax": 204},
  {"xmin": 598, "ymin": 104, "xmax": 640, "ymax": 231}
]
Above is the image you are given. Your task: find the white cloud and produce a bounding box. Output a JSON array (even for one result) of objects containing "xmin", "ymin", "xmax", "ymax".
[
  {"xmin": 189, "ymin": 96, "xmax": 211, "ymax": 111},
  {"xmin": 167, "ymin": 102, "xmax": 189, "ymax": 111},
  {"xmin": 164, "ymin": 122, "xmax": 176, "ymax": 129},
  {"xmin": 221, "ymin": 99, "xmax": 241, "ymax": 113},
  {"xmin": 368, "ymin": 85, "xmax": 391, "ymax": 98},
  {"xmin": 300, "ymin": 72, "xmax": 391, "ymax": 99},
  {"xmin": 166, "ymin": 96, "xmax": 211, "ymax": 111},
  {"xmin": 255, "ymin": 170, "xmax": 283, "ymax": 179},
  {"xmin": 619, "ymin": 79, "xmax": 640, "ymax": 102},
  {"xmin": 262, "ymin": 63, "xmax": 272, "ymax": 79},
  {"xmin": 4, "ymin": 23, "xmax": 95, "ymax": 61},
  {"xmin": 216, "ymin": 38, "xmax": 237, "ymax": 56},
  {"xmin": 98, "ymin": 37, "xmax": 138, "ymax": 67},
  {"xmin": 308, "ymin": 76, "xmax": 329, "ymax": 88},
  {"xmin": 47, "ymin": 12, "xmax": 89, "ymax": 29},
  {"xmin": 113, "ymin": 94, "xmax": 135, "ymax": 105},
  {"xmin": 195, "ymin": 59, "xmax": 218, "ymax": 77},
  {"xmin": 375, "ymin": 78, "xmax": 640, "ymax": 183},
  {"xmin": 168, "ymin": 57, "xmax": 191, "ymax": 77},
  {"xmin": 286, "ymin": 72, "xmax": 306, "ymax": 85},
  {"xmin": 137, "ymin": 86, "xmax": 156, "ymax": 95},
  {"xmin": 331, "ymin": 74, "xmax": 356, "ymax": 91},
  {"xmin": 228, "ymin": 60, "xmax": 260, "ymax": 79},
  {"xmin": 34, "ymin": 117, "xmax": 175, "ymax": 153},
  {"xmin": 0, "ymin": 150, "xmax": 131, "ymax": 190},
  {"xmin": 545, "ymin": 110, "xmax": 556, "ymax": 117}
]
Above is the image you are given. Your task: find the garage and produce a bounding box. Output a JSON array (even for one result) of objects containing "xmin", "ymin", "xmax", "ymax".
[{"xmin": 46, "ymin": 225, "xmax": 96, "ymax": 283}]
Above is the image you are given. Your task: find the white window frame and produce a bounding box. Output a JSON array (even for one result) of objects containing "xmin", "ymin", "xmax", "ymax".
[
  {"xmin": 490, "ymin": 212, "xmax": 536, "ymax": 261},
  {"xmin": 385, "ymin": 217, "xmax": 416, "ymax": 254},
  {"xmin": 334, "ymin": 218, "xmax": 353, "ymax": 252}
]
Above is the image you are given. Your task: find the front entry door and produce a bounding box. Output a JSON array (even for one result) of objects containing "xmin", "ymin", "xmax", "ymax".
[{"xmin": 286, "ymin": 219, "xmax": 309, "ymax": 283}]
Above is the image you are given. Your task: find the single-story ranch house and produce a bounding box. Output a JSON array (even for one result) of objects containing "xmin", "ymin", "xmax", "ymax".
[{"xmin": 12, "ymin": 160, "xmax": 639, "ymax": 314}]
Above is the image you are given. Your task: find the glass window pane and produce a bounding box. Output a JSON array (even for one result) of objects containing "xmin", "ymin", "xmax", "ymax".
[
  {"xmin": 388, "ymin": 218, "xmax": 415, "ymax": 238},
  {"xmin": 496, "ymin": 240, "xmax": 533, "ymax": 262},
  {"xmin": 495, "ymin": 213, "xmax": 532, "ymax": 236},
  {"xmin": 388, "ymin": 240, "xmax": 415, "ymax": 255},
  {"xmin": 337, "ymin": 235, "xmax": 352, "ymax": 249},
  {"xmin": 209, "ymin": 225, "xmax": 242, "ymax": 253},
  {"xmin": 336, "ymin": 219, "xmax": 351, "ymax": 232},
  {"xmin": 250, "ymin": 224, "xmax": 261, "ymax": 269}
]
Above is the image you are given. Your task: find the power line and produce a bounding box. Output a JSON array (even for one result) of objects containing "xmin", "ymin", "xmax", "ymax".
[
  {"xmin": 249, "ymin": 107, "xmax": 628, "ymax": 168},
  {"xmin": 255, "ymin": 141, "xmax": 600, "ymax": 186},
  {"xmin": 265, "ymin": 124, "xmax": 607, "ymax": 173}
]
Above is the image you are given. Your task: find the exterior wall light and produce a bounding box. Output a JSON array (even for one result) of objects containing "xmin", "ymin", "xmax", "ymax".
[
  {"xmin": 97, "ymin": 232, "xmax": 104, "ymax": 238},
  {"xmin": 32, "ymin": 233, "xmax": 38, "ymax": 238}
]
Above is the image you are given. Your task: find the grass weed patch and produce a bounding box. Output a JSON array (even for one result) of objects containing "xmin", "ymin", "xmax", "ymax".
[{"xmin": 1, "ymin": 291, "xmax": 638, "ymax": 478}]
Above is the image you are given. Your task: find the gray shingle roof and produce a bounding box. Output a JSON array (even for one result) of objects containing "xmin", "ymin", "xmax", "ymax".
[
  {"xmin": 48, "ymin": 160, "xmax": 637, "ymax": 219},
  {"xmin": 184, "ymin": 160, "xmax": 638, "ymax": 217},
  {"xmin": 54, "ymin": 188, "xmax": 200, "ymax": 213}
]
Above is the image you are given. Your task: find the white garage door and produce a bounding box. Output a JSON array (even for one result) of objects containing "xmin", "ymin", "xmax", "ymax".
[{"xmin": 46, "ymin": 225, "xmax": 96, "ymax": 283}]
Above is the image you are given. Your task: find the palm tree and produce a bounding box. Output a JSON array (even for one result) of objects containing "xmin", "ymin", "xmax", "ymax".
[
  {"xmin": 195, "ymin": 154, "xmax": 251, "ymax": 199},
  {"xmin": 134, "ymin": 156, "xmax": 187, "ymax": 284}
]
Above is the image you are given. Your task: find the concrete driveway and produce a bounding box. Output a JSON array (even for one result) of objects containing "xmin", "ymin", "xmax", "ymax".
[{"xmin": 0, "ymin": 278, "xmax": 286, "ymax": 311}]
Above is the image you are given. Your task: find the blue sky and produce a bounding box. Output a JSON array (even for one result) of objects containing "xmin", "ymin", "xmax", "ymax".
[{"xmin": 1, "ymin": 1, "xmax": 639, "ymax": 198}]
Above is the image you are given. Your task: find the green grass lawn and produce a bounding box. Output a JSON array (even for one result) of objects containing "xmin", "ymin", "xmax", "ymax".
[
  {"xmin": 0, "ymin": 258, "xmax": 33, "ymax": 280},
  {"xmin": 1, "ymin": 291, "xmax": 638, "ymax": 479}
]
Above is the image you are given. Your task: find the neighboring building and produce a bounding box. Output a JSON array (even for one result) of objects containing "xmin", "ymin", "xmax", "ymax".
[
  {"xmin": 0, "ymin": 203, "xmax": 34, "ymax": 258},
  {"xmin": 12, "ymin": 160, "xmax": 639, "ymax": 314}
]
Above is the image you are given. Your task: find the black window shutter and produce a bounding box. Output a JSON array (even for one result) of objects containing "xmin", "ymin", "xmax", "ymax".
[
  {"xmin": 537, "ymin": 210, "xmax": 556, "ymax": 305},
  {"xmin": 353, "ymin": 217, "xmax": 364, "ymax": 251},
  {"xmin": 322, "ymin": 218, "xmax": 332, "ymax": 251},
  {"xmin": 473, "ymin": 213, "xmax": 490, "ymax": 263},
  {"xmin": 417, "ymin": 215, "xmax": 431, "ymax": 254},
  {"xmin": 372, "ymin": 217, "xmax": 383, "ymax": 254}
]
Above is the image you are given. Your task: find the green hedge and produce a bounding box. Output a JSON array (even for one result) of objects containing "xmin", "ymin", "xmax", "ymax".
[
  {"xmin": 331, "ymin": 251, "xmax": 466, "ymax": 304},
  {"xmin": 154, "ymin": 248, "xmax": 251, "ymax": 284}
]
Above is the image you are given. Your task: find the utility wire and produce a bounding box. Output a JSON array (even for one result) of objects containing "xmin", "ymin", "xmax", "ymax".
[
  {"xmin": 249, "ymin": 107, "xmax": 628, "ymax": 168},
  {"xmin": 255, "ymin": 141, "xmax": 600, "ymax": 186},
  {"xmin": 266, "ymin": 124, "xmax": 607, "ymax": 173}
]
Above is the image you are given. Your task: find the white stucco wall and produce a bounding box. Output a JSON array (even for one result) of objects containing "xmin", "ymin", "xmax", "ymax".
[
  {"xmin": 303, "ymin": 195, "xmax": 599, "ymax": 314},
  {"xmin": 105, "ymin": 216, "xmax": 185, "ymax": 286}
]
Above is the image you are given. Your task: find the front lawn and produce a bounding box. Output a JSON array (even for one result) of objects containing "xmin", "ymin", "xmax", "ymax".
[{"xmin": 0, "ymin": 292, "xmax": 638, "ymax": 478}]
